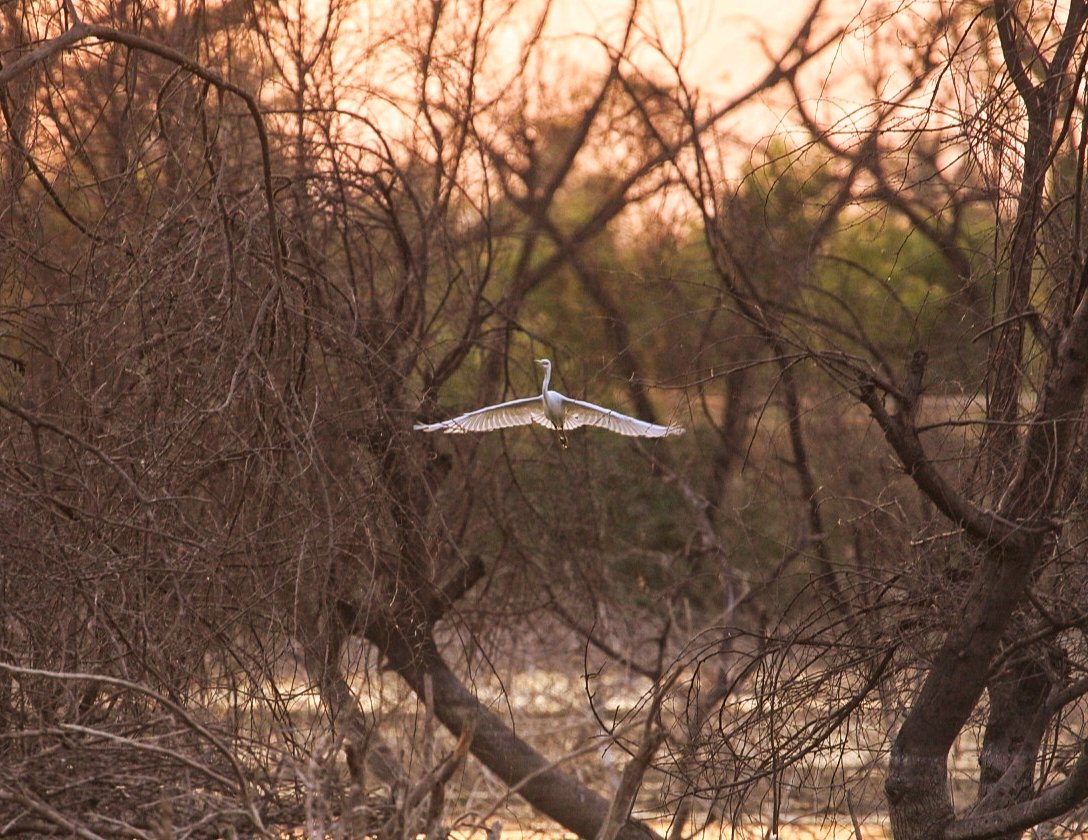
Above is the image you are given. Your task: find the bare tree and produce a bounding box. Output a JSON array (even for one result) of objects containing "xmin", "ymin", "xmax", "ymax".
[
  {"xmin": 23, "ymin": 1, "xmax": 1088, "ymax": 839},
  {"xmin": 0, "ymin": 0, "xmax": 836, "ymax": 837},
  {"xmin": 652, "ymin": 1, "xmax": 1088, "ymax": 838}
]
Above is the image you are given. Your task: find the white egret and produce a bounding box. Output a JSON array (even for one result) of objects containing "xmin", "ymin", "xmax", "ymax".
[{"xmin": 414, "ymin": 358, "xmax": 685, "ymax": 448}]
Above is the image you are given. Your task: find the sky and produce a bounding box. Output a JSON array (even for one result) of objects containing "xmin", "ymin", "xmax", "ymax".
[
  {"xmin": 308, "ymin": 0, "xmax": 928, "ymax": 184},
  {"xmin": 459, "ymin": 0, "xmax": 902, "ymax": 157}
]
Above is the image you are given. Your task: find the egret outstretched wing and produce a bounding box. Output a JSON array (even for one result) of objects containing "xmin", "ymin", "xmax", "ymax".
[
  {"xmin": 413, "ymin": 396, "xmax": 545, "ymax": 434},
  {"xmin": 562, "ymin": 397, "xmax": 685, "ymax": 438},
  {"xmin": 414, "ymin": 358, "xmax": 686, "ymax": 442}
]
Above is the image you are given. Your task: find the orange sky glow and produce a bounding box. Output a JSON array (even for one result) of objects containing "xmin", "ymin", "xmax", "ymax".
[{"xmin": 311, "ymin": 0, "xmax": 936, "ymax": 173}]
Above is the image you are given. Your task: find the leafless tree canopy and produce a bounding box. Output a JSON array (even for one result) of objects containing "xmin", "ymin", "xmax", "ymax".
[{"xmin": 4, "ymin": 1, "xmax": 1088, "ymax": 839}]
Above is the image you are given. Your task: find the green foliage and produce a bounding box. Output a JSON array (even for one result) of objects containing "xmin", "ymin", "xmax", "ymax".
[{"xmin": 731, "ymin": 141, "xmax": 993, "ymax": 383}]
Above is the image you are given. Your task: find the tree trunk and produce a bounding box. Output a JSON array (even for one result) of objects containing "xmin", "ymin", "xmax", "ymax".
[
  {"xmin": 886, "ymin": 751, "xmax": 955, "ymax": 840},
  {"xmin": 884, "ymin": 545, "xmax": 1040, "ymax": 838},
  {"xmin": 972, "ymin": 655, "xmax": 1053, "ymax": 840},
  {"xmin": 369, "ymin": 619, "xmax": 663, "ymax": 840}
]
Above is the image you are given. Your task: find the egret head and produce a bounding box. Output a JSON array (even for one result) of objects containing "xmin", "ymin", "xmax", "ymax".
[{"xmin": 534, "ymin": 358, "xmax": 551, "ymax": 370}]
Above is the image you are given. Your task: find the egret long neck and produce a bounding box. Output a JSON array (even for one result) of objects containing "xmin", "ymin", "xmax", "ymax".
[{"xmin": 540, "ymin": 363, "xmax": 552, "ymax": 394}]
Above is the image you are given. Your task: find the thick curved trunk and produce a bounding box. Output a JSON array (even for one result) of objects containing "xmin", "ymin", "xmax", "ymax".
[{"xmin": 372, "ymin": 624, "xmax": 662, "ymax": 840}]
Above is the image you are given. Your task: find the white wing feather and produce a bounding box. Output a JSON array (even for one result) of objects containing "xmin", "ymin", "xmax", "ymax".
[
  {"xmin": 414, "ymin": 396, "xmax": 545, "ymax": 434},
  {"xmin": 562, "ymin": 397, "xmax": 684, "ymax": 437}
]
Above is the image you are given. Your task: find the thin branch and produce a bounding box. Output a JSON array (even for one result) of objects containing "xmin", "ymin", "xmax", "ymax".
[
  {"xmin": 0, "ymin": 661, "xmax": 266, "ymax": 835},
  {"xmin": 948, "ymin": 741, "xmax": 1088, "ymax": 839},
  {"xmin": 0, "ymin": 19, "xmax": 284, "ymax": 286}
]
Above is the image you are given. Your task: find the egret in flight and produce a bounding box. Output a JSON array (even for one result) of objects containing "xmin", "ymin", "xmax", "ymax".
[{"xmin": 414, "ymin": 358, "xmax": 685, "ymax": 448}]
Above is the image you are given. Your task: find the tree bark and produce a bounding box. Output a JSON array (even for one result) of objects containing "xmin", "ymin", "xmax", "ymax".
[
  {"xmin": 974, "ymin": 656, "xmax": 1052, "ymax": 840},
  {"xmin": 886, "ymin": 751, "xmax": 956, "ymax": 840}
]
